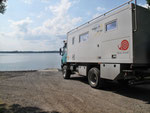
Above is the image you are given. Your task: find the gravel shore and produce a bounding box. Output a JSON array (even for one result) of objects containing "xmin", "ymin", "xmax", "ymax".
[{"xmin": 0, "ymin": 70, "xmax": 150, "ymax": 113}]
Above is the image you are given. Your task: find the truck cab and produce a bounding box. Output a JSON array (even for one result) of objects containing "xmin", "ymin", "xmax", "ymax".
[{"xmin": 60, "ymin": 41, "xmax": 67, "ymax": 68}]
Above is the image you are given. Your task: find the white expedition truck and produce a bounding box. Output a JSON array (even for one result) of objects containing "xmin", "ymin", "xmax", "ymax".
[{"xmin": 59, "ymin": 0, "xmax": 150, "ymax": 88}]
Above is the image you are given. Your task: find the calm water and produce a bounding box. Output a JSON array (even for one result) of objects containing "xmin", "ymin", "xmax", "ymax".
[{"xmin": 0, "ymin": 53, "xmax": 61, "ymax": 71}]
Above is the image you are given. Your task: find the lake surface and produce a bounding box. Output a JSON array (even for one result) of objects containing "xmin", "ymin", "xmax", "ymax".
[{"xmin": 0, "ymin": 53, "xmax": 61, "ymax": 71}]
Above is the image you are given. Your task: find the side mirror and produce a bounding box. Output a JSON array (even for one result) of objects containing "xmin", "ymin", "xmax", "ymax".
[{"xmin": 59, "ymin": 48, "xmax": 62, "ymax": 55}]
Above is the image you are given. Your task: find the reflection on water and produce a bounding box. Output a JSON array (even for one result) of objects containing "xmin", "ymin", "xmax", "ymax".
[{"xmin": 0, "ymin": 53, "xmax": 61, "ymax": 71}]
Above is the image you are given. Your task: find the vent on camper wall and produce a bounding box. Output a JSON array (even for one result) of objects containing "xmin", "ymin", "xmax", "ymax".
[
  {"xmin": 112, "ymin": 54, "xmax": 117, "ymax": 59},
  {"xmin": 98, "ymin": 56, "xmax": 101, "ymax": 59},
  {"xmin": 72, "ymin": 54, "xmax": 75, "ymax": 60}
]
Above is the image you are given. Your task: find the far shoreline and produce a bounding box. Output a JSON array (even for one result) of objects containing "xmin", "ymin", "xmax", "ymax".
[
  {"xmin": 0, "ymin": 68, "xmax": 61, "ymax": 73},
  {"xmin": 0, "ymin": 51, "xmax": 59, "ymax": 53}
]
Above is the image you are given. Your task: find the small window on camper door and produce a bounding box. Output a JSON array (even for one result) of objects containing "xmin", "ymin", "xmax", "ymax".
[
  {"xmin": 79, "ymin": 32, "xmax": 89, "ymax": 43},
  {"xmin": 72, "ymin": 37, "xmax": 75, "ymax": 45},
  {"xmin": 106, "ymin": 20, "xmax": 117, "ymax": 31}
]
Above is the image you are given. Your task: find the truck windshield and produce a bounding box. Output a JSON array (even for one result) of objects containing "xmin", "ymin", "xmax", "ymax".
[
  {"xmin": 61, "ymin": 41, "xmax": 67, "ymax": 56},
  {"xmin": 62, "ymin": 47, "xmax": 67, "ymax": 56}
]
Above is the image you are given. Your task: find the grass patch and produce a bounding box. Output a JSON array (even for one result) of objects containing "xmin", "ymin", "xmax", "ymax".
[{"xmin": 0, "ymin": 99, "xmax": 3, "ymax": 104}]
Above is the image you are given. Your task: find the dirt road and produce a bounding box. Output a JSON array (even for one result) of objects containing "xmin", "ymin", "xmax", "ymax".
[{"xmin": 0, "ymin": 70, "xmax": 150, "ymax": 113}]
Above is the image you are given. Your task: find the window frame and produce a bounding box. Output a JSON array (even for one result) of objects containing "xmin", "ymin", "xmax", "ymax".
[
  {"xmin": 79, "ymin": 31, "xmax": 89, "ymax": 43},
  {"xmin": 105, "ymin": 19, "xmax": 117, "ymax": 32}
]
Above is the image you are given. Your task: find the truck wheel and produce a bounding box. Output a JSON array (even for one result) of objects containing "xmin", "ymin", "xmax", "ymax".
[
  {"xmin": 88, "ymin": 67, "xmax": 102, "ymax": 88},
  {"xmin": 62, "ymin": 65, "xmax": 71, "ymax": 79}
]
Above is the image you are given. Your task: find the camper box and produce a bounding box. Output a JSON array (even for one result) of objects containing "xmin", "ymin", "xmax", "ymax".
[{"xmin": 67, "ymin": 4, "xmax": 150, "ymax": 65}]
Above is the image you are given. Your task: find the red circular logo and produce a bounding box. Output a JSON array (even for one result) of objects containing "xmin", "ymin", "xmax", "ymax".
[{"xmin": 118, "ymin": 40, "xmax": 129, "ymax": 50}]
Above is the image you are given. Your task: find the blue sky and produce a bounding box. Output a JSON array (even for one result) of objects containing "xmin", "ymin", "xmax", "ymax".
[{"xmin": 0, "ymin": 0, "xmax": 147, "ymax": 51}]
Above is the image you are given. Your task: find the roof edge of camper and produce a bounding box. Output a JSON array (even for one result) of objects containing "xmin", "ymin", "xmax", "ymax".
[{"xmin": 68, "ymin": 0, "xmax": 137, "ymax": 34}]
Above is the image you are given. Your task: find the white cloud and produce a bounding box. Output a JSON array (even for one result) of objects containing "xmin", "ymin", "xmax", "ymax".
[
  {"xmin": 40, "ymin": 0, "xmax": 49, "ymax": 3},
  {"xmin": 72, "ymin": 0, "xmax": 80, "ymax": 5},
  {"xmin": 49, "ymin": 0, "xmax": 72, "ymax": 16},
  {"xmin": 9, "ymin": 17, "xmax": 32, "ymax": 33},
  {"xmin": 0, "ymin": 33, "xmax": 58, "ymax": 51},
  {"xmin": 92, "ymin": 6, "xmax": 106, "ymax": 19},
  {"xmin": 37, "ymin": 12, "xmax": 44, "ymax": 18},
  {"xmin": 23, "ymin": 0, "xmax": 33, "ymax": 4},
  {"xmin": 34, "ymin": 0, "xmax": 82, "ymax": 36},
  {"xmin": 97, "ymin": 6, "xmax": 106, "ymax": 12},
  {"xmin": 0, "ymin": 0, "xmax": 82, "ymax": 51}
]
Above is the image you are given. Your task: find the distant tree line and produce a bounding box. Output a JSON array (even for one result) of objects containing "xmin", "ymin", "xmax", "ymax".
[
  {"xmin": 0, "ymin": 0, "xmax": 7, "ymax": 14},
  {"xmin": 147, "ymin": 0, "xmax": 150, "ymax": 5},
  {"xmin": 147, "ymin": 0, "xmax": 150, "ymax": 9}
]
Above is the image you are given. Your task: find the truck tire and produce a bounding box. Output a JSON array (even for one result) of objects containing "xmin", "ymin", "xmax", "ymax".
[
  {"xmin": 62, "ymin": 65, "xmax": 71, "ymax": 79},
  {"xmin": 88, "ymin": 67, "xmax": 102, "ymax": 88}
]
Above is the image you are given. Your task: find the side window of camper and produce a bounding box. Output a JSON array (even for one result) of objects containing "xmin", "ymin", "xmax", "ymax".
[
  {"xmin": 72, "ymin": 37, "xmax": 75, "ymax": 45},
  {"xmin": 79, "ymin": 32, "xmax": 89, "ymax": 43},
  {"xmin": 106, "ymin": 20, "xmax": 117, "ymax": 31}
]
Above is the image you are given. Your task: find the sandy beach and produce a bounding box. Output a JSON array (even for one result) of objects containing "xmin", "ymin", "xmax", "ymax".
[{"xmin": 0, "ymin": 70, "xmax": 150, "ymax": 113}]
